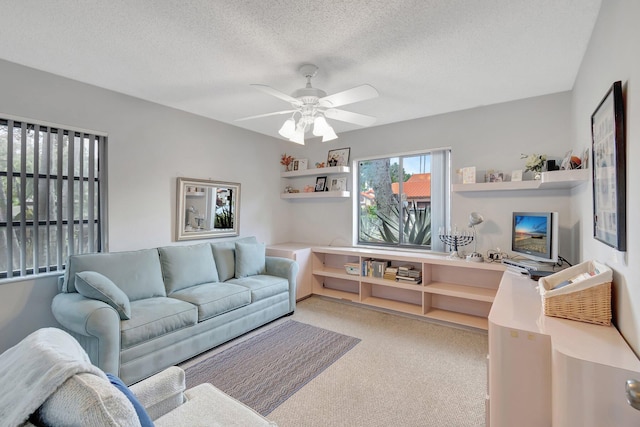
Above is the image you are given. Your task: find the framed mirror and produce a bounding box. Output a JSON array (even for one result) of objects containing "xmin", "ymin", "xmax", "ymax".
[{"xmin": 176, "ymin": 177, "xmax": 240, "ymax": 241}]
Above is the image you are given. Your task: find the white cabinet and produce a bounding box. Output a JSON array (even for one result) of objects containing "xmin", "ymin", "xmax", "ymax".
[
  {"xmin": 266, "ymin": 243, "xmax": 312, "ymax": 300},
  {"xmin": 488, "ymin": 272, "xmax": 640, "ymax": 426},
  {"xmin": 280, "ymin": 166, "xmax": 350, "ymax": 199},
  {"xmin": 311, "ymin": 246, "xmax": 505, "ymax": 330}
]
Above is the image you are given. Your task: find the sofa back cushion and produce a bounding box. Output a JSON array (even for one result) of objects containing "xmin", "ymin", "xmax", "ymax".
[
  {"xmin": 158, "ymin": 244, "xmax": 219, "ymax": 294},
  {"xmin": 211, "ymin": 236, "xmax": 258, "ymax": 281},
  {"xmin": 62, "ymin": 249, "xmax": 166, "ymax": 301}
]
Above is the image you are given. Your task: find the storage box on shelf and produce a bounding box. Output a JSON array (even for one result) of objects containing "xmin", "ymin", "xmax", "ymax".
[{"xmin": 311, "ymin": 246, "xmax": 505, "ymax": 330}]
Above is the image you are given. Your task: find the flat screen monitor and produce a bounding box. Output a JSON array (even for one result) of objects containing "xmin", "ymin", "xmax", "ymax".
[{"xmin": 511, "ymin": 211, "xmax": 558, "ymax": 264}]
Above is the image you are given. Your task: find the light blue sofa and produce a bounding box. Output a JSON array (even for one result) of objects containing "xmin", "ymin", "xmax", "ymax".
[{"xmin": 51, "ymin": 237, "xmax": 298, "ymax": 385}]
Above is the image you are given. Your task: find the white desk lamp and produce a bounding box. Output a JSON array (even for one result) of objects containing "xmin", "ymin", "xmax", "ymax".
[{"xmin": 467, "ymin": 212, "xmax": 484, "ymax": 262}]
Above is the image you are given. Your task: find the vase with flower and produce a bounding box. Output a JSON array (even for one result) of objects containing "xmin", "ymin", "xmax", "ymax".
[
  {"xmin": 521, "ymin": 153, "xmax": 547, "ymax": 180},
  {"xmin": 280, "ymin": 153, "xmax": 294, "ymax": 172}
]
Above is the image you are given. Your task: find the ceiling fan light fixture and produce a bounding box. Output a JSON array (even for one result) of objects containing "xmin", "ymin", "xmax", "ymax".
[
  {"xmin": 278, "ymin": 118, "xmax": 296, "ymax": 139},
  {"xmin": 289, "ymin": 128, "xmax": 305, "ymax": 145},
  {"xmin": 321, "ymin": 126, "xmax": 338, "ymax": 142},
  {"xmin": 312, "ymin": 116, "xmax": 330, "ymax": 136}
]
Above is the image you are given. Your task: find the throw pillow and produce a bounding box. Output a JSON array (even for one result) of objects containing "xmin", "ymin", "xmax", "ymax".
[
  {"xmin": 75, "ymin": 271, "xmax": 131, "ymax": 320},
  {"xmin": 235, "ymin": 242, "xmax": 266, "ymax": 278},
  {"xmin": 106, "ymin": 373, "xmax": 155, "ymax": 427}
]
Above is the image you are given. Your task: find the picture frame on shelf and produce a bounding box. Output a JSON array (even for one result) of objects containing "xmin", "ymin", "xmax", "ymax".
[
  {"xmin": 511, "ymin": 170, "xmax": 523, "ymax": 182},
  {"xmin": 461, "ymin": 166, "xmax": 476, "ymax": 184},
  {"xmin": 591, "ymin": 80, "xmax": 626, "ymax": 251},
  {"xmin": 315, "ymin": 176, "xmax": 327, "ymax": 192},
  {"xmin": 327, "ymin": 148, "xmax": 350, "ymax": 167},
  {"xmin": 486, "ymin": 170, "xmax": 504, "ymax": 182},
  {"xmin": 292, "ymin": 158, "xmax": 308, "ymax": 171},
  {"xmin": 329, "ymin": 177, "xmax": 347, "ymax": 191}
]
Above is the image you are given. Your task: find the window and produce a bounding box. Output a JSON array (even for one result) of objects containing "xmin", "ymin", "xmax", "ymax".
[
  {"xmin": 0, "ymin": 116, "xmax": 107, "ymax": 279},
  {"xmin": 357, "ymin": 148, "xmax": 450, "ymax": 251}
]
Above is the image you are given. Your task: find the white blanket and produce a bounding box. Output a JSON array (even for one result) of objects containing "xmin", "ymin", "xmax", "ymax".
[{"xmin": 0, "ymin": 327, "xmax": 107, "ymax": 427}]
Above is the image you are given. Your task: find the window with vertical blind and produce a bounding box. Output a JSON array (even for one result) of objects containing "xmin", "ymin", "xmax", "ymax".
[
  {"xmin": 0, "ymin": 116, "xmax": 108, "ymax": 279},
  {"xmin": 357, "ymin": 148, "xmax": 450, "ymax": 251}
]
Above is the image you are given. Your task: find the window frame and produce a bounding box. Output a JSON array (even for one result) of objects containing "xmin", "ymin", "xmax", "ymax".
[
  {"xmin": 353, "ymin": 147, "xmax": 451, "ymax": 252},
  {"xmin": 0, "ymin": 115, "xmax": 108, "ymax": 280}
]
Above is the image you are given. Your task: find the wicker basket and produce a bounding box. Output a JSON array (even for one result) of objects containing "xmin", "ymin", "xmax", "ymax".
[{"xmin": 538, "ymin": 260, "xmax": 612, "ymax": 326}]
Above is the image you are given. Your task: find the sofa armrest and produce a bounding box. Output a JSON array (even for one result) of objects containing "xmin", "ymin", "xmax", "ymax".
[
  {"xmin": 51, "ymin": 293, "xmax": 121, "ymax": 375},
  {"xmin": 129, "ymin": 366, "xmax": 186, "ymax": 421},
  {"xmin": 265, "ymin": 256, "xmax": 298, "ymax": 312}
]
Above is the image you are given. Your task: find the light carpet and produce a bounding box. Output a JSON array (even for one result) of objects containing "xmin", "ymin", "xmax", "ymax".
[{"xmin": 183, "ymin": 319, "xmax": 361, "ymax": 416}]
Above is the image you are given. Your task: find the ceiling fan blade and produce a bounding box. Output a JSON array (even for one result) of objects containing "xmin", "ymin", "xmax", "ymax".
[
  {"xmin": 235, "ymin": 110, "xmax": 297, "ymax": 122},
  {"xmin": 251, "ymin": 84, "xmax": 302, "ymax": 106},
  {"xmin": 324, "ymin": 108, "xmax": 377, "ymax": 127},
  {"xmin": 319, "ymin": 84, "xmax": 379, "ymax": 108}
]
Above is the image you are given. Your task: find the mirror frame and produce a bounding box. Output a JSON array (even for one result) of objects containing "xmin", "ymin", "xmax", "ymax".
[{"xmin": 176, "ymin": 177, "xmax": 240, "ymax": 241}]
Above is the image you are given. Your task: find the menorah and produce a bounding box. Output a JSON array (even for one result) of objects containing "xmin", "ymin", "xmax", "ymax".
[{"xmin": 439, "ymin": 229, "xmax": 474, "ymax": 259}]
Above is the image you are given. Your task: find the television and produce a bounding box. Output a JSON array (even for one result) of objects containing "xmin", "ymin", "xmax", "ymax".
[{"xmin": 511, "ymin": 211, "xmax": 559, "ymax": 264}]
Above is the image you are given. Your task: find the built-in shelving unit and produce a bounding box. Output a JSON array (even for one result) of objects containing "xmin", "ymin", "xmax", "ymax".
[
  {"xmin": 311, "ymin": 246, "xmax": 505, "ymax": 330},
  {"xmin": 452, "ymin": 169, "xmax": 588, "ymax": 192},
  {"xmin": 281, "ymin": 166, "xmax": 351, "ymax": 199}
]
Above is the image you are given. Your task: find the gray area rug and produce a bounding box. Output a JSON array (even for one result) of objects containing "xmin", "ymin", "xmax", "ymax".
[{"xmin": 183, "ymin": 320, "xmax": 361, "ymax": 415}]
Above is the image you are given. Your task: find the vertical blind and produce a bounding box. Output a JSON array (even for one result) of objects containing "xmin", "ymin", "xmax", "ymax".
[{"xmin": 0, "ymin": 116, "xmax": 108, "ymax": 279}]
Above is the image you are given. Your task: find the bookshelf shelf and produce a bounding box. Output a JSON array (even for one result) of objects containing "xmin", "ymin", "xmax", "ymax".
[{"xmin": 310, "ymin": 246, "xmax": 505, "ymax": 330}]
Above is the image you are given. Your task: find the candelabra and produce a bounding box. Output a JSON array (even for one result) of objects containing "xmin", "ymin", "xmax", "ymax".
[{"xmin": 438, "ymin": 228, "xmax": 474, "ymax": 259}]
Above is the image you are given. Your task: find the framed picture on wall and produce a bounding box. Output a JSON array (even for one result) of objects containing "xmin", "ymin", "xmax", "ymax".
[{"xmin": 591, "ymin": 81, "xmax": 626, "ymax": 251}]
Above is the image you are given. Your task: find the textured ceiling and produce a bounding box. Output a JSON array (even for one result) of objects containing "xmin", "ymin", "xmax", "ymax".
[{"xmin": 0, "ymin": 1, "xmax": 601, "ymax": 141}]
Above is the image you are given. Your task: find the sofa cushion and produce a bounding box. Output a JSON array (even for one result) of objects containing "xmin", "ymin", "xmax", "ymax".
[
  {"xmin": 235, "ymin": 242, "xmax": 266, "ymax": 278},
  {"xmin": 63, "ymin": 249, "xmax": 166, "ymax": 301},
  {"xmin": 36, "ymin": 373, "xmax": 140, "ymax": 427},
  {"xmin": 228, "ymin": 275, "xmax": 289, "ymax": 302},
  {"xmin": 158, "ymin": 244, "xmax": 219, "ymax": 294},
  {"xmin": 211, "ymin": 236, "xmax": 258, "ymax": 282},
  {"xmin": 106, "ymin": 373, "xmax": 154, "ymax": 427},
  {"xmin": 121, "ymin": 297, "xmax": 198, "ymax": 349},
  {"xmin": 75, "ymin": 271, "xmax": 131, "ymax": 320},
  {"xmin": 169, "ymin": 282, "xmax": 252, "ymax": 322}
]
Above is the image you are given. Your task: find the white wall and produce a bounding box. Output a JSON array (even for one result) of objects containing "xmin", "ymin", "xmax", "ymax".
[
  {"xmin": 571, "ymin": 0, "xmax": 640, "ymax": 356},
  {"xmin": 281, "ymin": 92, "xmax": 579, "ymax": 262},
  {"xmin": 0, "ymin": 59, "xmax": 292, "ymax": 351}
]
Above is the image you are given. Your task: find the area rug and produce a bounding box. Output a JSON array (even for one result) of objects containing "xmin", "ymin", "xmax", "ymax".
[{"xmin": 183, "ymin": 320, "xmax": 361, "ymax": 415}]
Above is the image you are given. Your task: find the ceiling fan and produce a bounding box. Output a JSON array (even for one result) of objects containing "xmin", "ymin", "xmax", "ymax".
[{"xmin": 236, "ymin": 64, "xmax": 379, "ymax": 144}]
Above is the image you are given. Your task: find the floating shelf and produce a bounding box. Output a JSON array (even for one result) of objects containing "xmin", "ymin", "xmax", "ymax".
[
  {"xmin": 452, "ymin": 169, "xmax": 589, "ymax": 192},
  {"xmin": 281, "ymin": 166, "xmax": 350, "ymax": 178},
  {"xmin": 280, "ymin": 191, "xmax": 350, "ymax": 199}
]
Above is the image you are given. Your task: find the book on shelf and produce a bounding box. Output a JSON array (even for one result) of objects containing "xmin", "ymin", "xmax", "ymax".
[
  {"xmin": 396, "ymin": 276, "xmax": 422, "ymax": 285},
  {"xmin": 371, "ymin": 260, "xmax": 391, "ymax": 278}
]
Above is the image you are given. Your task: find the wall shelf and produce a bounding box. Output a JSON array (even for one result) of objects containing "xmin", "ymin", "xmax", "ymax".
[
  {"xmin": 452, "ymin": 169, "xmax": 589, "ymax": 192},
  {"xmin": 281, "ymin": 165, "xmax": 350, "ymax": 178},
  {"xmin": 281, "ymin": 191, "xmax": 350, "ymax": 199}
]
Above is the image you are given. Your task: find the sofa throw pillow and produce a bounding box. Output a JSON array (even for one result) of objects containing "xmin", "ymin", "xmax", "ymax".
[
  {"xmin": 75, "ymin": 271, "xmax": 131, "ymax": 320},
  {"xmin": 106, "ymin": 373, "xmax": 155, "ymax": 427},
  {"xmin": 235, "ymin": 242, "xmax": 266, "ymax": 278},
  {"xmin": 212, "ymin": 236, "xmax": 258, "ymax": 281}
]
